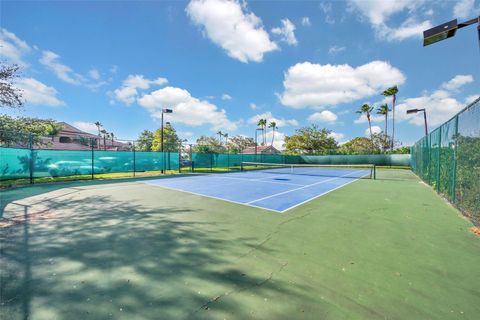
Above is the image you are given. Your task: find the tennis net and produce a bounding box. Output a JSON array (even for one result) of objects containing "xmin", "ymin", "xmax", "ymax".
[{"xmin": 240, "ymin": 162, "xmax": 376, "ymax": 179}]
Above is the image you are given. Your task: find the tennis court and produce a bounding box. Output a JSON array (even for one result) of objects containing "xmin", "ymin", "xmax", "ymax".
[
  {"xmin": 144, "ymin": 163, "xmax": 374, "ymax": 212},
  {"xmin": 1, "ymin": 168, "xmax": 480, "ymax": 319}
]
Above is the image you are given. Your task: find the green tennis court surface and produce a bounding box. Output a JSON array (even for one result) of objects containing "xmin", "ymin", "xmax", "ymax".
[{"xmin": 1, "ymin": 169, "xmax": 479, "ymax": 319}]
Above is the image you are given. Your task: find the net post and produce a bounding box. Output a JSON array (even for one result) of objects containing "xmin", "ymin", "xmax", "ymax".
[{"xmin": 373, "ymin": 164, "xmax": 376, "ymax": 180}]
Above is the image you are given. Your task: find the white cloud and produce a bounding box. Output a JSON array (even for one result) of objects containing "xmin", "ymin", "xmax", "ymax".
[
  {"xmin": 16, "ymin": 77, "xmax": 64, "ymax": 107},
  {"xmin": 395, "ymin": 90, "xmax": 464, "ymax": 127},
  {"xmin": 39, "ymin": 50, "xmax": 85, "ymax": 85},
  {"xmin": 88, "ymin": 68, "xmax": 101, "ymax": 80},
  {"xmin": 319, "ymin": 2, "xmax": 335, "ymax": 24},
  {"xmin": 365, "ymin": 125, "xmax": 382, "ymax": 136},
  {"xmin": 138, "ymin": 86, "xmax": 237, "ymax": 131},
  {"xmin": 349, "ymin": 0, "xmax": 432, "ymax": 41},
  {"xmin": 354, "ymin": 113, "xmax": 385, "ymax": 124},
  {"xmin": 280, "ymin": 61, "xmax": 405, "ymax": 109},
  {"xmin": 112, "ymin": 74, "xmax": 168, "ymax": 105},
  {"xmin": 221, "ymin": 93, "xmax": 232, "ymax": 100},
  {"xmin": 0, "ymin": 28, "xmax": 31, "ymax": 67},
  {"xmin": 376, "ymin": 18, "xmax": 432, "ymax": 41},
  {"xmin": 186, "ymin": 0, "xmax": 278, "ymax": 63},
  {"xmin": 328, "ymin": 131, "xmax": 345, "ymax": 141},
  {"xmin": 265, "ymin": 130, "xmax": 285, "ymax": 150},
  {"xmin": 454, "ymin": 0, "xmax": 477, "ymax": 19},
  {"xmin": 249, "ymin": 103, "xmax": 257, "ymax": 110},
  {"xmin": 178, "ymin": 131, "xmax": 194, "ymax": 138},
  {"xmin": 441, "ymin": 74, "xmax": 473, "ymax": 91},
  {"xmin": 73, "ymin": 121, "xmax": 98, "ymax": 134},
  {"xmin": 308, "ymin": 110, "xmax": 338, "ymax": 123},
  {"xmin": 271, "ymin": 18, "xmax": 298, "ymax": 46},
  {"xmin": 248, "ymin": 111, "xmax": 298, "ymax": 127},
  {"xmin": 301, "ymin": 17, "xmax": 311, "ymax": 26},
  {"xmin": 465, "ymin": 95, "xmax": 479, "ymax": 105},
  {"xmin": 328, "ymin": 45, "xmax": 345, "ymax": 55}
]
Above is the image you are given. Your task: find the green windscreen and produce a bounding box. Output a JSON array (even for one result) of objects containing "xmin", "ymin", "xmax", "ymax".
[{"xmin": 411, "ymin": 96, "xmax": 480, "ymax": 225}]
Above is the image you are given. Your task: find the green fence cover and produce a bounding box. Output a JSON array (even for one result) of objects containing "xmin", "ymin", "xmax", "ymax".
[{"xmin": 411, "ymin": 97, "xmax": 480, "ymax": 225}]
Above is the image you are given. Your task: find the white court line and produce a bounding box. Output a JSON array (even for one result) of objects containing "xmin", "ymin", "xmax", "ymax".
[
  {"xmin": 247, "ymin": 170, "xmax": 366, "ymax": 204},
  {"xmin": 213, "ymin": 175, "xmax": 304, "ymax": 187},
  {"xmin": 144, "ymin": 182, "xmax": 282, "ymax": 213},
  {"xmin": 279, "ymin": 171, "xmax": 370, "ymax": 212}
]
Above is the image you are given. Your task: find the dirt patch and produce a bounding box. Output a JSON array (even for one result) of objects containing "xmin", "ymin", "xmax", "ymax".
[{"xmin": 470, "ymin": 227, "xmax": 480, "ymax": 237}]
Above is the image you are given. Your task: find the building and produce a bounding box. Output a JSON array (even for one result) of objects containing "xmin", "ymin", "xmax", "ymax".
[
  {"xmin": 37, "ymin": 122, "xmax": 129, "ymax": 151},
  {"xmin": 241, "ymin": 145, "xmax": 280, "ymax": 154}
]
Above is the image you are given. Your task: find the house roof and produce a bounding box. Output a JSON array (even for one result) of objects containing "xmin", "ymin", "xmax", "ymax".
[{"xmin": 241, "ymin": 145, "xmax": 280, "ymax": 154}]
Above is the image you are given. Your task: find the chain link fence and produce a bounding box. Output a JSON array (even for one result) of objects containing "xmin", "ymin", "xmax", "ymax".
[{"xmin": 411, "ymin": 97, "xmax": 480, "ymax": 225}]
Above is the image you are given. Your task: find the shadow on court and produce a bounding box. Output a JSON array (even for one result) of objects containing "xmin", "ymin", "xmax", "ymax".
[{"xmin": 0, "ymin": 192, "xmax": 310, "ymax": 319}]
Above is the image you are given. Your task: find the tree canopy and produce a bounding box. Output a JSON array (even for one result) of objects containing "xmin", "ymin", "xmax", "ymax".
[
  {"xmin": 151, "ymin": 122, "xmax": 180, "ymax": 152},
  {"xmin": 0, "ymin": 63, "xmax": 24, "ymax": 109},
  {"xmin": 284, "ymin": 125, "xmax": 337, "ymax": 155},
  {"xmin": 0, "ymin": 114, "xmax": 63, "ymax": 146}
]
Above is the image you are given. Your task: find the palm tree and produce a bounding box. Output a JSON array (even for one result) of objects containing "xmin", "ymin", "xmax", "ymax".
[
  {"xmin": 100, "ymin": 129, "xmax": 107, "ymax": 150},
  {"xmin": 357, "ymin": 104, "xmax": 374, "ymax": 140},
  {"xmin": 94, "ymin": 122, "xmax": 102, "ymax": 149},
  {"xmin": 268, "ymin": 121, "xmax": 277, "ymax": 146},
  {"xmin": 377, "ymin": 103, "xmax": 390, "ymax": 137},
  {"xmin": 382, "ymin": 85, "xmax": 398, "ymax": 150},
  {"xmin": 110, "ymin": 132, "xmax": 115, "ymax": 146},
  {"xmin": 217, "ymin": 131, "xmax": 223, "ymax": 144},
  {"xmin": 257, "ymin": 119, "xmax": 267, "ymax": 145}
]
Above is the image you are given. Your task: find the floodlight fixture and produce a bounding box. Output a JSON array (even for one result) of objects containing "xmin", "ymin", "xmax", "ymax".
[
  {"xmin": 423, "ymin": 16, "xmax": 479, "ymax": 47},
  {"xmin": 406, "ymin": 108, "xmax": 428, "ymax": 136}
]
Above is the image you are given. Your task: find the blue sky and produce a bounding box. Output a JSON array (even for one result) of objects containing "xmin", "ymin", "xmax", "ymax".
[{"xmin": 1, "ymin": 0, "xmax": 479, "ymax": 148}]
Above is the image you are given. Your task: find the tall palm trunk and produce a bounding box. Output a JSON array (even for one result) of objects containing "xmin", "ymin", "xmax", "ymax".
[
  {"xmin": 367, "ymin": 114, "xmax": 373, "ymax": 140},
  {"xmin": 391, "ymin": 95, "xmax": 396, "ymax": 150},
  {"xmin": 271, "ymin": 127, "xmax": 275, "ymax": 146}
]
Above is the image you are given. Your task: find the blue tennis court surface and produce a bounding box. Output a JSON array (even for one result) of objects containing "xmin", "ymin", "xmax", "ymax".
[{"xmin": 143, "ymin": 167, "xmax": 371, "ymax": 212}]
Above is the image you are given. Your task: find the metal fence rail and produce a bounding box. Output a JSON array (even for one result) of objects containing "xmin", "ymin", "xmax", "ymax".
[{"xmin": 411, "ymin": 97, "xmax": 480, "ymax": 225}]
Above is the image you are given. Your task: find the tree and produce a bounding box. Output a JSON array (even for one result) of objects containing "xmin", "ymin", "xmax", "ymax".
[
  {"xmin": 268, "ymin": 121, "xmax": 277, "ymax": 146},
  {"xmin": 284, "ymin": 125, "xmax": 337, "ymax": 155},
  {"xmin": 192, "ymin": 135, "xmax": 226, "ymax": 153},
  {"xmin": 217, "ymin": 130, "xmax": 223, "ymax": 143},
  {"xmin": 357, "ymin": 103, "xmax": 374, "ymax": 140},
  {"xmin": 338, "ymin": 137, "xmax": 377, "ymax": 154},
  {"xmin": 151, "ymin": 122, "xmax": 180, "ymax": 152},
  {"xmin": 0, "ymin": 63, "xmax": 24, "ymax": 109},
  {"xmin": 110, "ymin": 132, "xmax": 115, "ymax": 146},
  {"xmin": 226, "ymin": 135, "xmax": 255, "ymax": 153},
  {"xmin": 377, "ymin": 103, "xmax": 390, "ymax": 138},
  {"xmin": 382, "ymin": 85, "xmax": 399, "ymax": 150},
  {"xmin": 0, "ymin": 114, "xmax": 62, "ymax": 147},
  {"xmin": 136, "ymin": 129, "xmax": 154, "ymax": 151},
  {"xmin": 257, "ymin": 118, "xmax": 267, "ymax": 145}
]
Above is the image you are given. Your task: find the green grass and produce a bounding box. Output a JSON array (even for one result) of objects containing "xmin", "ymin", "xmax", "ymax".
[{"xmin": 1, "ymin": 169, "xmax": 479, "ymax": 319}]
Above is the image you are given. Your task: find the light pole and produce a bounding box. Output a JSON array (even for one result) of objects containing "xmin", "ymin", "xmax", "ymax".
[
  {"xmin": 407, "ymin": 108, "xmax": 428, "ymax": 136},
  {"xmin": 161, "ymin": 108, "xmax": 173, "ymax": 173},
  {"xmin": 423, "ymin": 16, "xmax": 480, "ymax": 48},
  {"xmin": 254, "ymin": 128, "xmax": 263, "ymax": 155}
]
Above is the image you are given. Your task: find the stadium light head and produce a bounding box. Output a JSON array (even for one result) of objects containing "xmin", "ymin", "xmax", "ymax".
[
  {"xmin": 423, "ymin": 19, "xmax": 458, "ymax": 46},
  {"xmin": 423, "ymin": 16, "xmax": 479, "ymax": 47},
  {"xmin": 162, "ymin": 108, "xmax": 173, "ymax": 113},
  {"xmin": 406, "ymin": 109, "xmax": 420, "ymax": 114}
]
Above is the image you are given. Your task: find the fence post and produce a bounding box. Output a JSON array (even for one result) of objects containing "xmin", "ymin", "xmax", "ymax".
[
  {"xmin": 210, "ymin": 153, "xmax": 213, "ymax": 172},
  {"xmin": 178, "ymin": 141, "xmax": 182, "ymax": 173},
  {"xmin": 91, "ymin": 139, "xmax": 94, "ymax": 180},
  {"xmin": 29, "ymin": 133, "xmax": 34, "ymax": 184},
  {"xmin": 436, "ymin": 127, "xmax": 441, "ymax": 192},
  {"xmin": 133, "ymin": 142, "xmax": 136, "ymax": 177},
  {"xmin": 189, "ymin": 144, "xmax": 193, "ymax": 172},
  {"xmin": 452, "ymin": 116, "xmax": 459, "ymax": 203}
]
